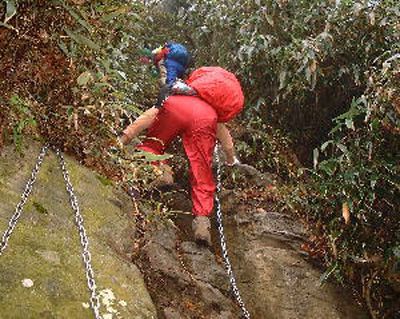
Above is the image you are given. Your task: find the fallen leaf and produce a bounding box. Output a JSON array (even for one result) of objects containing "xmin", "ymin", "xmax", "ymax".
[
  {"xmin": 342, "ymin": 202, "xmax": 350, "ymax": 224},
  {"xmin": 70, "ymin": 0, "xmax": 86, "ymax": 5},
  {"xmin": 77, "ymin": 71, "xmax": 93, "ymax": 86}
]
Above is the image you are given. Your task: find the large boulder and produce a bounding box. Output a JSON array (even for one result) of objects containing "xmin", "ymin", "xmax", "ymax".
[
  {"xmin": 223, "ymin": 207, "xmax": 369, "ymax": 319},
  {"xmin": 0, "ymin": 143, "xmax": 157, "ymax": 318}
]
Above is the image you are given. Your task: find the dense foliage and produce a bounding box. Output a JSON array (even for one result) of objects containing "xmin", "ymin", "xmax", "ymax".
[
  {"xmin": 177, "ymin": 0, "xmax": 399, "ymax": 162},
  {"xmin": 292, "ymin": 51, "xmax": 399, "ymax": 319},
  {"xmin": 0, "ymin": 0, "xmax": 170, "ymax": 181},
  {"xmin": 0, "ymin": 0, "xmax": 185, "ymax": 243}
]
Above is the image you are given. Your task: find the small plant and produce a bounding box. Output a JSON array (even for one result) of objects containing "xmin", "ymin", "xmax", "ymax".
[{"xmin": 7, "ymin": 95, "xmax": 37, "ymax": 152}]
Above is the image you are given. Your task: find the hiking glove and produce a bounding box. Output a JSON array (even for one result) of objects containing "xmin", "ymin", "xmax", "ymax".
[{"xmin": 225, "ymin": 156, "xmax": 241, "ymax": 167}]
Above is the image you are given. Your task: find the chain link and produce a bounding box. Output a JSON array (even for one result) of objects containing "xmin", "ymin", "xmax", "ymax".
[
  {"xmin": 214, "ymin": 144, "xmax": 251, "ymax": 319},
  {"xmin": 0, "ymin": 144, "xmax": 49, "ymax": 256},
  {"xmin": 55, "ymin": 149, "xmax": 101, "ymax": 319},
  {"xmin": 0, "ymin": 145, "xmax": 101, "ymax": 319}
]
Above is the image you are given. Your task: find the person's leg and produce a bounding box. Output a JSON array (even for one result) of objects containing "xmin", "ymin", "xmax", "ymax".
[
  {"xmin": 183, "ymin": 125, "xmax": 217, "ymax": 216},
  {"xmin": 180, "ymin": 98, "xmax": 218, "ymax": 245},
  {"xmin": 183, "ymin": 125, "xmax": 217, "ymax": 246},
  {"xmin": 136, "ymin": 96, "xmax": 196, "ymax": 186}
]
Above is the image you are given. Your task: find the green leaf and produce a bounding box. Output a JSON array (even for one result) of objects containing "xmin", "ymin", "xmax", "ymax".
[
  {"xmin": 4, "ymin": 0, "xmax": 17, "ymax": 24},
  {"xmin": 321, "ymin": 140, "xmax": 333, "ymax": 152},
  {"xmin": 136, "ymin": 151, "xmax": 173, "ymax": 162},
  {"xmin": 66, "ymin": 106, "xmax": 74, "ymax": 118},
  {"xmin": 345, "ymin": 118, "xmax": 355, "ymax": 130},
  {"xmin": 57, "ymin": 40, "xmax": 70, "ymax": 56},
  {"xmin": 9, "ymin": 94, "xmax": 21, "ymax": 106},
  {"xmin": 116, "ymin": 70, "xmax": 127, "ymax": 80},
  {"xmin": 329, "ymin": 123, "xmax": 342, "ymax": 135},
  {"xmin": 0, "ymin": 21, "xmax": 15, "ymax": 30},
  {"xmin": 61, "ymin": 2, "xmax": 92, "ymax": 32},
  {"xmin": 319, "ymin": 159, "xmax": 337, "ymax": 176},
  {"xmin": 335, "ymin": 100, "xmax": 363, "ymax": 121},
  {"xmin": 64, "ymin": 28, "xmax": 101, "ymax": 51},
  {"xmin": 265, "ymin": 14, "xmax": 274, "ymax": 26},
  {"xmin": 125, "ymin": 104, "xmax": 144, "ymax": 115},
  {"xmin": 279, "ymin": 71, "xmax": 287, "ymax": 90},
  {"xmin": 27, "ymin": 118, "xmax": 37, "ymax": 127},
  {"xmin": 369, "ymin": 118, "xmax": 380, "ymax": 130},
  {"xmin": 319, "ymin": 262, "xmax": 338, "ymax": 285},
  {"xmin": 337, "ymin": 143, "xmax": 348, "ymax": 154},
  {"xmin": 100, "ymin": 7, "xmax": 129, "ymax": 22}
]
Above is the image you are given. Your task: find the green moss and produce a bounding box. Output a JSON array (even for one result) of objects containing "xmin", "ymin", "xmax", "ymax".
[
  {"xmin": 0, "ymin": 143, "xmax": 157, "ymax": 318},
  {"xmin": 33, "ymin": 201, "xmax": 49, "ymax": 215},
  {"xmin": 96, "ymin": 174, "xmax": 113, "ymax": 187}
]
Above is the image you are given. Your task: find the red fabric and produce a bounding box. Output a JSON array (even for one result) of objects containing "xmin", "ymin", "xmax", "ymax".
[
  {"xmin": 137, "ymin": 95, "xmax": 218, "ymax": 216},
  {"xmin": 186, "ymin": 66, "xmax": 245, "ymax": 122},
  {"xmin": 153, "ymin": 47, "xmax": 170, "ymax": 65}
]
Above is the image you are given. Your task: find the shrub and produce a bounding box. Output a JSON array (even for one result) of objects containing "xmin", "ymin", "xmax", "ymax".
[{"xmin": 287, "ymin": 50, "xmax": 399, "ymax": 318}]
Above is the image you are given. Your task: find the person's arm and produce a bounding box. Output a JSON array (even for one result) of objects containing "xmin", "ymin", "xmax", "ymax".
[
  {"xmin": 216, "ymin": 123, "xmax": 238, "ymax": 165},
  {"xmin": 120, "ymin": 107, "xmax": 159, "ymax": 145}
]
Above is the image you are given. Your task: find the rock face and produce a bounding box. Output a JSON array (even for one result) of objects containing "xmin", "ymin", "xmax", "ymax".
[
  {"xmin": 140, "ymin": 222, "xmax": 240, "ymax": 319},
  {"xmin": 0, "ymin": 143, "xmax": 368, "ymax": 319},
  {"xmin": 139, "ymin": 191, "xmax": 369, "ymax": 319},
  {"xmin": 223, "ymin": 207, "xmax": 369, "ymax": 319},
  {"xmin": 0, "ymin": 143, "xmax": 156, "ymax": 318}
]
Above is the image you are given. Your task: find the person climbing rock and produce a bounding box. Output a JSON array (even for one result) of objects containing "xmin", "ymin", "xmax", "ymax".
[{"xmin": 120, "ymin": 67, "xmax": 244, "ymax": 247}]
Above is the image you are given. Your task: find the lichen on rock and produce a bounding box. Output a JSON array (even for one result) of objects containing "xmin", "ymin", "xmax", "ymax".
[{"xmin": 0, "ymin": 143, "xmax": 156, "ymax": 318}]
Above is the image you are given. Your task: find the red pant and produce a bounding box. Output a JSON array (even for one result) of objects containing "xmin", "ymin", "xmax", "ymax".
[{"xmin": 138, "ymin": 95, "xmax": 217, "ymax": 216}]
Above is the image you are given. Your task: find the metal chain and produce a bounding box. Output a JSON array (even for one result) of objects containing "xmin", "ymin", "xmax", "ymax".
[
  {"xmin": 0, "ymin": 144, "xmax": 49, "ymax": 256},
  {"xmin": 214, "ymin": 144, "xmax": 251, "ymax": 319},
  {"xmin": 0, "ymin": 144, "xmax": 101, "ymax": 319},
  {"xmin": 55, "ymin": 149, "xmax": 101, "ymax": 319}
]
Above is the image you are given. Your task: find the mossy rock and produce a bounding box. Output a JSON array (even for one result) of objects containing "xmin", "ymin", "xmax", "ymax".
[{"xmin": 0, "ymin": 143, "xmax": 157, "ymax": 319}]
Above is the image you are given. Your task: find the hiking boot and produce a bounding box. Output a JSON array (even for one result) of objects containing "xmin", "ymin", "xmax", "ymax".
[{"xmin": 192, "ymin": 216, "xmax": 212, "ymax": 247}]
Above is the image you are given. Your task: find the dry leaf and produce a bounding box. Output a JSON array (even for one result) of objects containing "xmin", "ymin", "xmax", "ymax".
[
  {"xmin": 73, "ymin": 112, "xmax": 79, "ymax": 131},
  {"xmin": 342, "ymin": 201, "xmax": 350, "ymax": 224},
  {"xmin": 369, "ymin": 11, "xmax": 376, "ymax": 26},
  {"xmin": 70, "ymin": 0, "xmax": 86, "ymax": 5},
  {"xmin": 310, "ymin": 60, "xmax": 317, "ymax": 73}
]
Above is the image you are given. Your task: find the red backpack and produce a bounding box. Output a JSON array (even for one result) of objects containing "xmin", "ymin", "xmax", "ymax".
[{"xmin": 186, "ymin": 67, "xmax": 244, "ymax": 122}]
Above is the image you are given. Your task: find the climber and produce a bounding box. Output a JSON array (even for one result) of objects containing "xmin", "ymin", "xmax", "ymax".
[
  {"xmin": 152, "ymin": 41, "xmax": 191, "ymax": 88},
  {"xmin": 139, "ymin": 41, "xmax": 195, "ymax": 105},
  {"xmin": 120, "ymin": 67, "xmax": 244, "ymax": 247}
]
